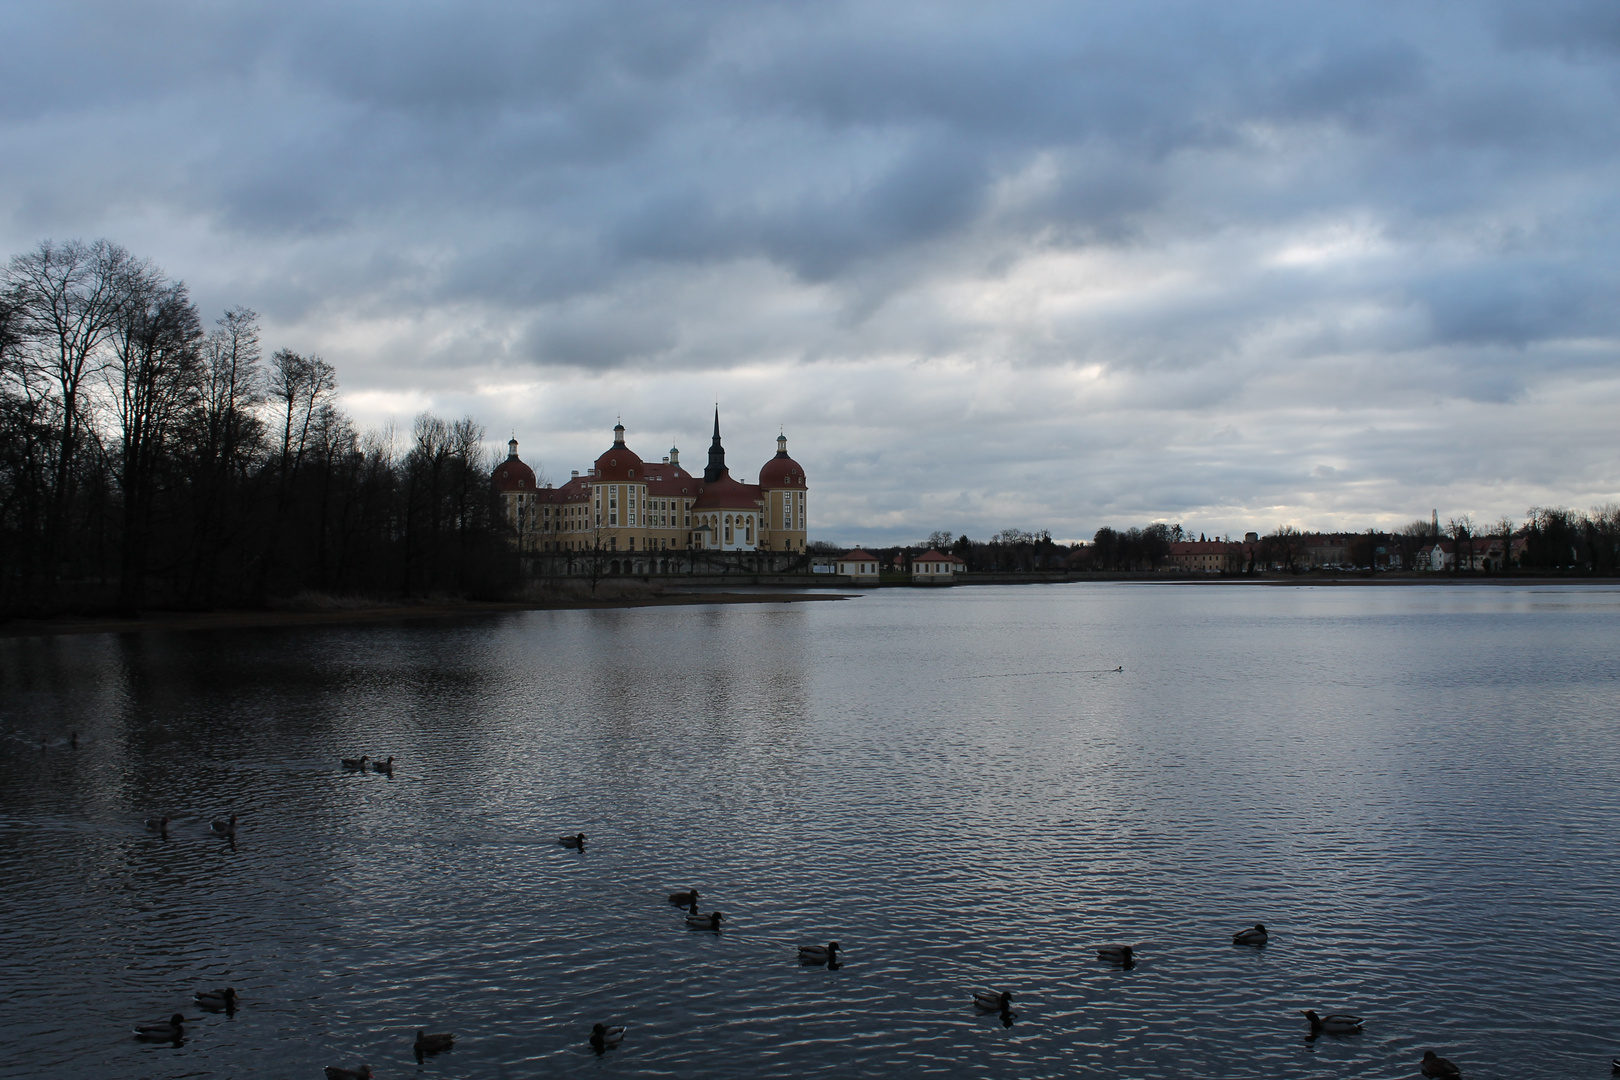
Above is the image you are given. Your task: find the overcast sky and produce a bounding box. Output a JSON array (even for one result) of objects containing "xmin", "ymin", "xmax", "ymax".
[{"xmin": 4, "ymin": 2, "xmax": 1618, "ymax": 544}]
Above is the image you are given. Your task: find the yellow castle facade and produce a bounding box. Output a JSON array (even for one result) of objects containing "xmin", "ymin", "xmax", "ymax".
[{"xmin": 492, "ymin": 412, "xmax": 808, "ymax": 557}]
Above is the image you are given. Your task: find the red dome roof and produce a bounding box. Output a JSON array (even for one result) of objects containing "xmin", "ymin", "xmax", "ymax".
[
  {"xmin": 758, "ymin": 453, "xmax": 805, "ymax": 489},
  {"xmin": 492, "ymin": 456, "xmax": 537, "ymax": 493},
  {"xmin": 593, "ymin": 445, "xmax": 645, "ymax": 482}
]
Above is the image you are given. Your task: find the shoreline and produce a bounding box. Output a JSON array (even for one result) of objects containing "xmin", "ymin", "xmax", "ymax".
[
  {"xmin": 0, "ymin": 591, "xmax": 856, "ymax": 640},
  {"xmin": 5, "ymin": 574, "xmax": 1613, "ymax": 639}
]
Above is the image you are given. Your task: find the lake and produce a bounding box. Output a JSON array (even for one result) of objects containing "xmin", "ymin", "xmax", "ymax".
[{"xmin": 3, "ymin": 583, "xmax": 1619, "ymax": 1079}]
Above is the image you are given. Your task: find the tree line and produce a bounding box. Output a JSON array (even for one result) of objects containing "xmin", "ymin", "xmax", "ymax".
[
  {"xmin": 882, "ymin": 509, "xmax": 1620, "ymax": 575},
  {"xmin": 1, "ymin": 239, "xmax": 517, "ymax": 619}
]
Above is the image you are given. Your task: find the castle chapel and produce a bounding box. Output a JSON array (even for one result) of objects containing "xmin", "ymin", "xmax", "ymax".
[{"xmin": 492, "ymin": 411, "xmax": 808, "ymax": 556}]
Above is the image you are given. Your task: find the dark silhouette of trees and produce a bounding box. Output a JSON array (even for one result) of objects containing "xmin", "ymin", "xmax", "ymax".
[{"xmin": 0, "ymin": 238, "xmax": 518, "ymax": 618}]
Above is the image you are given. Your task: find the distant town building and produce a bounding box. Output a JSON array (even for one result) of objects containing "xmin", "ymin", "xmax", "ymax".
[
  {"xmin": 837, "ymin": 549, "xmax": 881, "ymax": 583},
  {"xmin": 910, "ymin": 550, "xmax": 966, "ymax": 583},
  {"xmin": 493, "ymin": 412, "xmax": 807, "ymax": 555},
  {"xmin": 1165, "ymin": 540, "xmax": 1245, "ymax": 573}
]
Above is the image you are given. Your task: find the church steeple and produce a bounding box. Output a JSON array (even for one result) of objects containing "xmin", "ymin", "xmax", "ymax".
[{"xmin": 704, "ymin": 406, "xmax": 727, "ymax": 483}]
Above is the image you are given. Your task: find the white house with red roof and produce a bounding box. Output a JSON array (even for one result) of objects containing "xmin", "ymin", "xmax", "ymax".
[
  {"xmin": 836, "ymin": 549, "xmax": 880, "ymax": 582},
  {"xmin": 911, "ymin": 549, "xmax": 965, "ymax": 584}
]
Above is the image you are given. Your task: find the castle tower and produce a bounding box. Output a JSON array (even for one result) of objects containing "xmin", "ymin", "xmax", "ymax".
[{"xmin": 704, "ymin": 407, "xmax": 727, "ymax": 483}]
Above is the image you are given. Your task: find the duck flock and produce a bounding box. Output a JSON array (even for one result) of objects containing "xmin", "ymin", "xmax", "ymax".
[{"xmin": 125, "ymin": 753, "xmax": 1547, "ymax": 1078}]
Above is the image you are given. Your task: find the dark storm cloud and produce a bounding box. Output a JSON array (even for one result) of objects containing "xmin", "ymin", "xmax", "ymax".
[{"xmin": 3, "ymin": 0, "xmax": 1618, "ymax": 540}]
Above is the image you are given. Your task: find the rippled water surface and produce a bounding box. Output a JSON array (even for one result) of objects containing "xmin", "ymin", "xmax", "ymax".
[{"xmin": 4, "ymin": 583, "xmax": 1620, "ymax": 1079}]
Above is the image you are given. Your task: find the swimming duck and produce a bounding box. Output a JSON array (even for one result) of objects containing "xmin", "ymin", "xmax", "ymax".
[
  {"xmin": 210, "ymin": 813, "xmax": 237, "ymax": 836},
  {"xmin": 341, "ymin": 755, "xmax": 369, "ymax": 771},
  {"xmin": 193, "ymin": 987, "xmax": 238, "ymax": 1011},
  {"xmin": 372, "ymin": 756, "xmax": 394, "ymax": 775},
  {"xmin": 668, "ymin": 889, "xmax": 699, "ymax": 906},
  {"xmin": 590, "ymin": 1022, "xmax": 626, "ymax": 1050},
  {"xmin": 798, "ymin": 941, "xmax": 841, "ymax": 963},
  {"xmin": 144, "ymin": 816, "xmax": 170, "ymax": 833},
  {"xmin": 973, "ymin": 990, "xmax": 1013, "ymax": 1012},
  {"xmin": 414, "ymin": 1027, "xmax": 455, "ymax": 1055},
  {"xmin": 133, "ymin": 1013, "xmax": 186, "ymax": 1041},
  {"xmin": 558, "ymin": 833, "xmax": 586, "ymax": 849},
  {"xmin": 686, "ymin": 910, "xmax": 724, "ymax": 929},
  {"xmin": 1232, "ymin": 923, "xmax": 1269, "ymax": 946},
  {"xmin": 1096, "ymin": 945, "xmax": 1134, "ymax": 964},
  {"xmin": 1301, "ymin": 1009, "xmax": 1363, "ymax": 1034},
  {"xmin": 324, "ymin": 1067, "xmax": 374, "ymax": 1080},
  {"xmin": 1421, "ymin": 1050, "xmax": 1462, "ymax": 1078}
]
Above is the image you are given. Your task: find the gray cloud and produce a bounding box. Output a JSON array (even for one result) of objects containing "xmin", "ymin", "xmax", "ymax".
[{"xmin": 3, "ymin": 0, "xmax": 1618, "ymax": 542}]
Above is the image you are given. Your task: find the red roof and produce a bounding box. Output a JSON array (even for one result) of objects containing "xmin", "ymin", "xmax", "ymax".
[
  {"xmin": 492, "ymin": 456, "xmax": 537, "ymax": 493},
  {"xmin": 693, "ymin": 470, "xmax": 763, "ymax": 510},
  {"xmin": 758, "ymin": 453, "xmax": 806, "ymax": 489},
  {"xmin": 914, "ymin": 550, "xmax": 965, "ymax": 565},
  {"xmin": 842, "ymin": 549, "xmax": 877, "ymax": 561},
  {"xmin": 593, "ymin": 443, "xmax": 645, "ymax": 483}
]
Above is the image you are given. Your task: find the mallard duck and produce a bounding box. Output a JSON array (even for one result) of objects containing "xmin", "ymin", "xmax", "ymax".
[
  {"xmin": 194, "ymin": 987, "xmax": 237, "ymax": 1011},
  {"xmin": 324, "ymin": 1067, "xmax": 374, "ymax": 1080},
  {"xmin": 341, "ymin": 755, "xmax": 369, "ymax": 771},
  {"xmin": 133, "ymin": 1013, "xmax": 186, "ymax": 1041},
  {"xmin": 144, "ymin": 816, "xmax": 170, "ymax": 832},
  {"xmin": 372, "ymin": 756, "xmax": 394, "ymax": 775},
  {"xmin": 1421, "ymin": 1050, "xmax": 1462, "ymax": 1078},
  {"xmin": 414, "ymin": 1027, "xmax": 454, "ymax": 1054},
  {"xmin": 590, "ymin": 1022, "xmax": 626, "ymax": 1050},
  {"xmin": 1232, "ymin": 923, "xmax": 1269, "ymax": 946},
  {"xmin": 1096, "ymin": 945, "xmax": 1134, "ymax": 964},
  {"xmin": 686, "ymin": 910, "xmax": 724, "ymax": 929},
  {"xmin": 558, "ymin": 833, "xmax": 587, "ymax": 849},
  {"xmin": 973, "ymin": 990, "xmax": 1013, "ymax": 1012},
  {"xmin": 1301, "ymin": 1009, "xmax": 1363, "ymax": 1034},
  {"xmin": 668, "ymin": 889, "xmax": 699, "ymax": 906},
  {"xmin": 210, "ymin": 813, "xmax": 237, "ymax": 836},
  {"xmin": 798, "ymin": 941, "xmax": 841, "ymax": 963}
]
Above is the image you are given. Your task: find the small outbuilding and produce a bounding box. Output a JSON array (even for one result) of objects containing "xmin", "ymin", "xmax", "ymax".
[
  {"xmin": 911, "ymin": 550, "xmax": 965, "ymax": 584},
  {"xmin": 837, "ymin": 549, "xmax": 881, "ymax": 584}
]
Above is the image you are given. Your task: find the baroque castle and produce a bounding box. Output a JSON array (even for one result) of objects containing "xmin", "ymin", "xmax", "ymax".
[{"xmin": 492, "ymin": 411, "xmax": 807, "ymax": 564}]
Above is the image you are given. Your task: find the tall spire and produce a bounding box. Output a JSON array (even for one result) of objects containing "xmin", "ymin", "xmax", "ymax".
[{"xmin": 704, "ymin": 405, "xmax": 727, "ymax": 483}]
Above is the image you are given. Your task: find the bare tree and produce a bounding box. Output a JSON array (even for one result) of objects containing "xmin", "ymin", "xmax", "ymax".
[
  {"xmin": 261, "ymin": 348, "xmax": 336, "ymax": 595},
  {"xmin": 105, "ymin": 269, "xmax": 204, "ymax": 608},
  {"xmin": 1446, "ymin": 515, "xmax": 1474, "ymax": 574},
  {"xmin": 6, "ymin": 238, "xmax": 137, "ymax": 553}
]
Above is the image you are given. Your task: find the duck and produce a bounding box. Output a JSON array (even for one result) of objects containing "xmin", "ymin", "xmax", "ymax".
[
  {"xmin": 324, "ymin": 1067, "xmax": 374, "ymax": 1080},
  {"xmin": 341, "ymin": 755, "xmax": 369, "ymax": 771},
  {"xmin": 144, "ymin": 816, "xmax": 170, "ymax": 833},
  {"xmin": 193, "ymin": 987, "xmax": 238, "ymax": 1011},
  {"xmin": 686, "ymin": 910, "xmax": 724, "ymax": 929},
  {"xmin": 414, "ymin": 1027, "xmax": 455, "ymax": 1055},
  {"xmin": 973, "ymin": 989, "xmax": 1013, "ymax": 1012},
  {"xmin": 798, "ymin": 941, "xmax": 841, "ymax": 964},
  {"xmin": 210, "ymin": 813, "xmax": 237, "ymax": 836},
  {"xmin": 1301, "ymin": 1009, "xmax": 1363, "ymax": 1034},
  {"xmin": 372, "ymin": 755, "xmax": 395, "ymax": 775},
  {"xmin": 133, "ymin": 1013, "xmax": 186, "ymax": 1041},
  {"xmin": 1096, "ymin": 945, "xmax": 1134, "ymax": 964},
  {"xmin": 590, "ymin": 1022, "xmax": 626, "ymax": 1051},
  {"xmin": 1421, "ymin": 1050, "xmax": 1462, "ymax": 1078},
  {"xmin": 557, "ymin": 833, "xmax": 586, "ymax": 849},
  {"xmin": 668, "ymin": 889, "xmax": 699, "ymax": 906},
  {"xmin": 1232, "ymin": 923, "xmax": 1269, "ymax": 946}
]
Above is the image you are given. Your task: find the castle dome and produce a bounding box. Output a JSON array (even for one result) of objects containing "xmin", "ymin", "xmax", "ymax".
[
  {"xmin": 593, "ymin": 420, "xmax": 645, "ymax": 482},
  {"xmin": 493, "ymin": 438, "xmax": 537, "ymax": 492},
  {"xmin": 758, "ymin": 432, "xmax": 805, "ymax": 489}
]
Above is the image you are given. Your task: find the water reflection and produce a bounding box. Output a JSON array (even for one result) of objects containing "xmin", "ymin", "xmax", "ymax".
[{"xmin": 2, "ymin": 585, "xmax": 1619, "ymax": 1078}]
